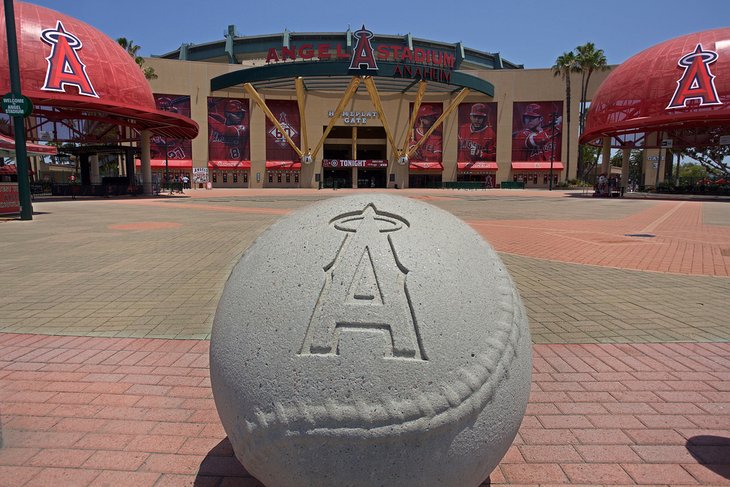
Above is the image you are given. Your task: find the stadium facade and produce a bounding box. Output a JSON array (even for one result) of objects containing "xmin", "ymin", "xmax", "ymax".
[{"xmin": 142, "ymin": 26, "xmax": 611, "ymax": 189}]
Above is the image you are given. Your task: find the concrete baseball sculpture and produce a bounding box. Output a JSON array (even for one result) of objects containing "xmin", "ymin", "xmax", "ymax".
[{"xmin": 211, "ymin": 194, "xmax": 531, "ymax": 487}]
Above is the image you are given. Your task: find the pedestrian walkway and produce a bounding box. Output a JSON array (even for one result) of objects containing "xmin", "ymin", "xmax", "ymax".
[{"xmin": 1, "ymin": 188, "xmax": 728, "ymax": 486}]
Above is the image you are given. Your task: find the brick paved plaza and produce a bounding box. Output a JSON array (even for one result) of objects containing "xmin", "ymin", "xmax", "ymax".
[{"xmin": 1, "ymin": 188, "xmax": 729, "ymax": 486}]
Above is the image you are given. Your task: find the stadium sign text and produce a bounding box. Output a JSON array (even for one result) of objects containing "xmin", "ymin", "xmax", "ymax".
[{"xmin": 264, "ymin": 25, "xmax": 455, "ymax": 83}]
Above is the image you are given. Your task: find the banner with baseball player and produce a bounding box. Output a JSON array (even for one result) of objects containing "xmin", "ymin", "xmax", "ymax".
[
  {"xmin": 408, "ymin": 102, "xmax": 443, "ymax": 163},
  {"xmin": 208, "ymin": 97, "xmax": 250, "ymax": 162},
  {"xmin": 457, "ymin": 102, "xmax": 497, "ymax": 162},
  {"xmin": 151, "ymin": 94, "xmax": 192, "ymax": 160},
  {"xmin": 511, "ymin": 101, "xmax": 563, "ymax": 162},
  {"xmin": 265, "ymin": 100, "xmax": 301, "ymax": 162}
]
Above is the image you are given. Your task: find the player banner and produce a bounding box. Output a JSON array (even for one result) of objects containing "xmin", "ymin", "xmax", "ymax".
[
  {"xmin": 511, "ymin": 101, "xmax": 563, "ymax": 162},
  {"xmin": 265, "ymin": 100, "xmax": 300, "ymax": 162},
  {"xmin": 151, "ymin": 94, "xmax": 192, "ymax": 160},
  {"xmin": 457, "ymin": 102, "xmax": 497, "ymax": 162},
  {"xmin": 408, "ymin": 102, "xmax": 443, "ymax": 162},
  {"xmin": 208, "ymin": 97, "xmax": 250, "ymax": 162}
]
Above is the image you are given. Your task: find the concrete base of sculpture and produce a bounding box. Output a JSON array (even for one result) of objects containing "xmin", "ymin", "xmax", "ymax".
[{"xmin": 211, "ymin": 194, "xmax": 532, "ymax": 487}]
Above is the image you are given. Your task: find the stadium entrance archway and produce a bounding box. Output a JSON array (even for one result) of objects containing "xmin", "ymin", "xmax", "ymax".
[{"xmin": 209, "ymin": 26, "xmax": 496, "ymax": 189}]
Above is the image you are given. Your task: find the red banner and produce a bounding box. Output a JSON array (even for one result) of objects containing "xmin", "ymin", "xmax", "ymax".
[
  {"xmin": 457, "ymin": 162, "xmax": 498, "ymax": 171},
  {"xmin": 322, "ymin": 159, "xmax": 388, "ymax": 168},
  {"xmin": 151, "ymin": 94, "xmax": 192, "ymax": 160},
  {"xmin": 409, "ymin": 102, "xmax": 442, "ymax": 162},
  {"xmin": 458, "ymin": 102, "xmax": 497, "ymax": 162},
  {"xmin": 266, "ymin": 161, "xmax": 302, "ymax": 170},
  {"xmin": 208, "ymin": 97, "xmax": 250, "ymax": 163},
  {"xmin": 265, "ymin": 100, "xmax": 301, "ymax": 162},
  {"xmin": 409, "ymin": 162, "xmax": 443, "ymax": 170},
  {"xmin": 208, "ymin": 161, "xmax": 252, "ymax": 169},
  {"xmin": 511, "ymin": 101, "xmax": 563, "ymax": 162},
  {"xmin": 511, "ymin": 162, "xmax": 564, "ymax": 170},
  {"xmin": 0, "ymin": 182, "xmax": 20, "ymax": 215}
]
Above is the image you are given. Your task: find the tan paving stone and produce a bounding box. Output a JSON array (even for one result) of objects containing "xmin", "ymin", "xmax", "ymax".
[{"xmin": 1, "ymin": 189, "xmax": 729, "ymax": 343}]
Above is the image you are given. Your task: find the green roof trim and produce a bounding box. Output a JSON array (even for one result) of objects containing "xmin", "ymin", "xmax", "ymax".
[{"xmin": 158, "ymin": 30, "xmax": 521, "ymax": 70}]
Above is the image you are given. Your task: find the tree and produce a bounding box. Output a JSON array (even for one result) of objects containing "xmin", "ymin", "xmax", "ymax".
[
  {"xmin": 629, "ymin": 149, "xmax": 643, "ymax": 184},
  {"xmin": 678, "ymin": 162, "xmax": 708, "ymax": 184},
  {"xmin": 611, "ymin": 149, "xmax": 644, "ymax": 183},
  {"xmin": 575, "ymin": 42, "xmax": 609, "ymax": 178},
  {"xmin": 580, "ymin": 144, "xmax": 601, "ymax": 183},
  {"xmin": 679, "ymin": 146, "xmax": 730, "ymax": 176},
  {"xmin": 117, "ymin": 37, "xmax": 158, "ymax": 80},
  {"xmin": 552, "ymin": 51, "xmax": 578, "ymax": 179}
]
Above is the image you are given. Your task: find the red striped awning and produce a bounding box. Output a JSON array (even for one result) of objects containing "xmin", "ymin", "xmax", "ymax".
[
  {"xmin": 266, "ymin": 161, "xmax": 301, "ymax": 170},
  {"xmin": 0, "ymin": 133, "xmax": 57, "ymax": 156},
  {"xmin": 0, "ymin": 165, "xmax": 35, "ymax": 175},
  {"xmin": 511, "ymin": 162, "xmax": 564, "ymax": 170},
  {"xmin": 208, "ymin": 161, "xmax": 252, "ymax": 169},
  {"xmin": 457, "ymin": 162, "xmax": 498, "ymax": 171},
  {"xmin": 135, "ymin": 159, "xmax": 193, "ymax": 168},
  {"xmin": 409, "ymin": 162, "xmax": 443, "ymax": 171}
]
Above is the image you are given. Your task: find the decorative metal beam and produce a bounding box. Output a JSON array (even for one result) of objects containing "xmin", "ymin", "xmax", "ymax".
[
  {"xmin": 362, "ymin": 77, "xmax": 398, "ymax": 160},
  {"xmin": 295, "ymin": 77, "xmax": 309, "ymax": 156},
  {"xmin": 242, "ymin": 82, "xmax": 303, "ymax": 158},
  {"xmin": 406, "ymin": 87, "xmax": 470, "ymax": 159},
  {"xmin": 310, "ymin": 77, "xmax": 361, "ymax": 160},
  {"xmin": 399, "ymin": 81, "xmax": 428, "ymax": 157}
]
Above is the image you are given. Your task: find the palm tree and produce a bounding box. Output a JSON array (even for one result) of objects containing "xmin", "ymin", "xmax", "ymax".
[
  {"xmin": 552, "ymin": 51, "xmax": 578, "ymax": 179},
  {"xmin": 117, "ymin": 37, "xmax": 158, "ymax": 80},
  {"xmin": 575, "ymin": 42, "xmax": 609, "ymax": 178}
]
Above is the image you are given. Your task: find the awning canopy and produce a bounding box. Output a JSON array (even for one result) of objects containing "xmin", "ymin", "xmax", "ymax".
[
  {"xmin": 208, "ymin": 161, "xmax": 252, "ymax": 169},
  {"xmin": 266, "ymin": 161, "xmax": 302, "ymax": 170},
  {"xmin": 511, "ymin": 162, "xmax": 564, "ymax": 170},
  {"xmin": 581, "ymin": 28, "xmax": 730, "ymax": 149},
  {"xmin": 0, "ymin": 164, "xmax": 34, "ymax": 175},
  {"xmin": 211, "ymin": 60, "xmax": 495, "ymax": 97},
  {"xmin": 0, "ymin": 133, "xmax": 57, "ymax": 156},
  {"xmin": 322, "ymin": 159, "xmax": 388, "ymax": 168},
  {"xmin": 135, "ymin": 159, "xmax": 192, "ymax": 169},
  {"xmin": 0, "ymin": 2, "xmax": 198, "ymax": 142},
  {"xmin": 409, "ymin": 162, "xmax": 443, "ymax": 171},
  {"xmin": 457, "ymin": 162, "xmax": 497, "ymax": 171}
]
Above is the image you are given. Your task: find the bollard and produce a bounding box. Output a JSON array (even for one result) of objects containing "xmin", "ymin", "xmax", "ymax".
[{"xmin": 211, "ymin": 194, "xmax": 532, "ymax": 487}]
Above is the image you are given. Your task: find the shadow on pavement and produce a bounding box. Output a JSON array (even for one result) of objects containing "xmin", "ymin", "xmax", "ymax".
[
  {"xmin": 686, "ymin": 435, "xmax": 730, "ymax": 480},
  {"xmin": 194, "ymin": 437, "xmax": 260, "ymax": 486},
  {"xmin": 193, "ymin": 436, "xmax": 495, "ymax": 486}
]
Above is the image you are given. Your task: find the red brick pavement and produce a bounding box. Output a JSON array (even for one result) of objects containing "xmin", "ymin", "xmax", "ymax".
[
  {"xmin": 123, "ymin": 191, "xmax": 730, "ymax": 277},
  {"xmin": 1, "ymin": 334, "xmax": 729, "ymax": 486},
  {"xmin": 468, "ymin": 201, "xmax": 730, "ymax": 276}
]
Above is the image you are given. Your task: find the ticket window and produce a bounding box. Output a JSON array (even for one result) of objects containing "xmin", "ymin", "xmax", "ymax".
[
  {"xmin": 286, "ymin": 173, "xmax": 291, "ymax": 183},
  {"xmin": 223, "ymin": 172, "xmax": 228, "ymax": 183},
  {"xmin": 213, "ymin": 171, "xmax": 218, "ymax": 183},
  {"xmin": 243, "ymin": 172, "xmax": 249, "ymax": 183},
  {"xmin": 277, "ymin": 173, "xmax": 282, "ymax": 183},
  {"xmin": 233, "ymin": 172, "xmax": 238, "ymax": 183},
  {"xmin": 268, "ymin": 172, "xmax": 273, "ymax": 183},
  {"xmin": 294, "ymin": 173, "xmax": 299, "ymax": 184}
]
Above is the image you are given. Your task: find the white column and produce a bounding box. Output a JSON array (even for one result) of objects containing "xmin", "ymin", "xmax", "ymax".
[
  {"xmin": 621, "ymin": 147, "xmax": 631, "ymax": 193},
  {"xmin": 89, "ymin": 154, "xmax": 100, "ymax": 185},
  {"xmin": 600, "ymin": 137, "xmax": 611, "ymax": 177},
  {"xmin": 141, "ymin": 130, "xmax": 153, "ymax": 195}
]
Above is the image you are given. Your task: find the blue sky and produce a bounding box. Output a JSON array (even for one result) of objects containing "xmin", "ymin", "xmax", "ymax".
[{"xmin": 28, "ymin": 0, "xmax": 729, "ymax": 68}]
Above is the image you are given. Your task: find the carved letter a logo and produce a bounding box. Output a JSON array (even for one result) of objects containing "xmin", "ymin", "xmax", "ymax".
[
  {"xmin": 666, "ymin": 43, "xmax": 721, "ymax": 110},
  {"xmin": 40, "ymin": 21, "xmax": 98, "ymax": 98},
  {"xmin": 349, "ymin": 25, "xmax": 379, "ymax": 72}
]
